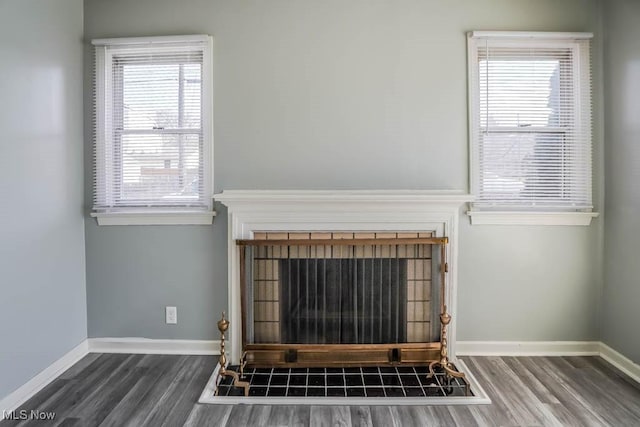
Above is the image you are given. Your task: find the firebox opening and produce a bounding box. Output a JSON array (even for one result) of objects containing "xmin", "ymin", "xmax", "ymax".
[{"xmin": 279, "ymin": 258, "xmax": 407, "ymax": 345}]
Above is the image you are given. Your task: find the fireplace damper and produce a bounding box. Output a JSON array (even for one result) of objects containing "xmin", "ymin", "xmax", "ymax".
[{"xmin": 236, "ymin": 232, "xmax": 446, "ymax": 367}]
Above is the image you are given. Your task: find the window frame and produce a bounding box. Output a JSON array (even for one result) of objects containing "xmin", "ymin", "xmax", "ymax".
[
  {"xmin": 466, "ymin": 31, "xmax": 598, "ymax": 226},
  {"xmin": 91, "ymin": 35, "xmax": 214, "ymax": 226}
]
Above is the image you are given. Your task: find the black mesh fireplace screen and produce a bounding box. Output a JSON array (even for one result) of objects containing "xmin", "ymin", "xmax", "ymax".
[{"xmin": 280, "ymin": 258, "xmax": 407, "ymax": 344}]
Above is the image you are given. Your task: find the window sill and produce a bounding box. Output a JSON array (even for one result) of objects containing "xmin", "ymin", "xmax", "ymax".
[
  {"xmin": 90, "ymin": 211, "xmax": 216, "ymax": 226},
  {"xmin": 466, "ymin": 210, "xmax": 599, "ymax": 226}
]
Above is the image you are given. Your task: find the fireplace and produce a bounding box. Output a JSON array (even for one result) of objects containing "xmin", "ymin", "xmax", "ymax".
[{"xmin": 215, "ymin": 190, "xmax": 472, "ymax": 367}]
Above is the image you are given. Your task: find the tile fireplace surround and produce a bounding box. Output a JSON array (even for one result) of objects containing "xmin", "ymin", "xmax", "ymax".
[{"xmin": 214, "ymin": 190, "xmax": 473, "ymax": 364}]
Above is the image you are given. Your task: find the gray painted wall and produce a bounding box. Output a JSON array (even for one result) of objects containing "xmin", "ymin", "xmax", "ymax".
[
  {"xmin": 602, "ymin": 0, "xmax": 640, "ymax": 363},
  {"xmin": 0, "ymin": 0, "xmax": 86, "ymax": 400},
  {"xmin": 83, "ymin": 0, "xmax": 603, "ymax": 342}
]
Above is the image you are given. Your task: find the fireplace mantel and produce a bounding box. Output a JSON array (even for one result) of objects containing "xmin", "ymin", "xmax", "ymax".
[
  {"xmin": 215, "ymin": 190, "xmax": 473, "ymax": 363},
  {"xmin": 215, "ymin": 190, "xmax": 472, "ymax": 209}
]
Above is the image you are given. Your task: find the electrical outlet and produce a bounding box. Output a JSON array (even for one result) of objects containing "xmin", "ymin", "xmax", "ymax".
[{"xmin": 165, "ymin": 306, "xmax": 177, "ymax": 324}]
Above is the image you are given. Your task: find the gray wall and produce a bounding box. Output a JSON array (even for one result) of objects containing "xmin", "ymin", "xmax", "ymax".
[
  {"xmin": 602, "ymin": 0, "xmax": 640, "ymax": 363},
  {"xmin": 84, "ymin": 0, "xmax": 604, "ymax": 342},
  {"xmin": 0, "ymin": 0, "xmax": 86, "ymax": 401}
]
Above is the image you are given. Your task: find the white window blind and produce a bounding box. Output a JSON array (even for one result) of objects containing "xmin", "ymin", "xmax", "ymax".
[
  {"xmin": 468, "ymin": 32, "xmax": 593, "ymax": 211},
  {"xmin": 92, "ymin": 35, "xmax": 213, "ymax": 214}
]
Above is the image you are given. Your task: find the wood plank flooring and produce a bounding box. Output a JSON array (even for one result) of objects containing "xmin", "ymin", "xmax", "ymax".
[{"xmin": 2, "ymin": 355, "xmax": 639, "ymax": 426}]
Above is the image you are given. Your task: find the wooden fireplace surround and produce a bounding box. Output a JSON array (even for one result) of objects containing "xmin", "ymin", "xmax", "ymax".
[{"xmin": 236, "ymin": 233, "xmax": 450, "ymax": 368}]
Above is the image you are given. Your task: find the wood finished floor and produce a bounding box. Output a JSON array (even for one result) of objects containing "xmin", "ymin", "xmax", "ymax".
[{"xmin": 2, "ymin": 354, "xmax": 639, "ymax": 426}]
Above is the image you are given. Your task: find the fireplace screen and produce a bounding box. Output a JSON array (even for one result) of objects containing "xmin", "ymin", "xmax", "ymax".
[
  {"xmin": 280, "ymin": 258, "xmax": 406, "ymax": 344},
  {"xmin": 239, "ymin": 233, "xmax": 441, "ymax": 347}
]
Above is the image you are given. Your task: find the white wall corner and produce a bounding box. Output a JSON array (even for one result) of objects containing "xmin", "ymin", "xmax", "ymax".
[
  {"xmin": 598, "ymin": 342, "xmax": 640, "ymax": 385},
  {"xmin": 0, "ymin": 340, "xmax": 89, "ymax": 414}
]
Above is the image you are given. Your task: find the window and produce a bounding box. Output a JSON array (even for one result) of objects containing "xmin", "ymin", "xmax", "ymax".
[
  {"xmin": 92, "ymin": 35, "xmax": 214, "ymax": 225},
  {"xmin": 467, "ymin": 32, "xmax": 597, "ymax": 225}
]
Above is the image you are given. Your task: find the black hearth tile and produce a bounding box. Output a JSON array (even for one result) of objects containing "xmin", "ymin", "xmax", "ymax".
[
  {"xmin": 288, "ymin": 375, "xmax": 307, "ymax": 387},
  {"xmin": 267, "ymin": 387, "xmax": 287, "ymax": 397},
  {"xmin": 365, "ymin": 387, "xmax": 385, "ymax": 397},
  {"xmin": 216, "ymin": 385, "xmax": 230, "ymax": 396},
  {"xmin": 269, "ymin": 375, "xmax": 289, "ymax": 386},
  {"xmin": 382, "ymin": 375, "xmax": 402, "ymax": 387},
  {"xmin": 439, "ymin": 377, "xmax": 455, "ymax": 389},
  {"xmin": 227, "ymin": 365, "xmax": 240, "ymax": 371},
  {"xmin": 452, "ymin": 377, "xmax": 467, "ymax": 387},
  {"xmin": 326, "ymin": 388, "xmax": 346, "ymax": 397},
  {"xmin": 346, "ymin": 387, "xmax": 366, "ymax": 397},
  {"xmin": 444, "ymin": 386, "xmax": 468, "ymax": 397},
  {"xmin": 431, "ymin": 367, "xmax": 445, "ymax": 376},
  {"xmin": 424, "ymin": 386, "xmax": 445, "ymax": 397},
  {"xmin": 404, "ymin": 387, "xmax": 425, "ymax": 397},
  {"xmin": 326, "ymin": 375, "xmax": 345, "ymax": 387},
  {"xmin": 345, "ymin": 375, "xmax": 363, "ymax": 387},
  {"xmin": 239, "ymin": 374, "xmax": 252, "ymax": 382},
  {"xmin": 251, "ymin": 374, "xmax": 271, "ymax": 386},
  {"xmin": 363, "ymin": 375, "xmax": 382, "ymax": 386},
  {"xmin": 400, "ymin": 375, "xmax": 421, "ymax": 387},
  {"xmin": 228, "ymin": 364, "xmax": 472, "ymax": 401},
  {"xmin": 219, "ymin": 376, "xmax": 234, "ymax": 386},
  {"xmin": 306, "ymin": 387, "xmax": 325, "ymax": 397},
  {"xmin": 228, "ymin": 387, "xmax": 245, "ymax": 396},
  {"xmin": 308, "ymin": 375, "xmax": 325, "ymax": 387},
  {"xmin": 419, "ymin": 375, "xmax": 439, "ymax": 386},
  {"xmin": 287, "ymin": 387, "xmax": 307, "ymax": 397},
  {"xmin": 433, "ymin": 375, "xmax": 449, "ymax": 388},
  {"xmin": 248, "ymin": 386, "xmax": 268, "ymax": 397},
  {"xmin": 413, "ymin": 366, "xmax": 430, "ymax": 375},
  {"xmin": 385, "ymin": 387, "xmax": 405, "ymax": 397}
]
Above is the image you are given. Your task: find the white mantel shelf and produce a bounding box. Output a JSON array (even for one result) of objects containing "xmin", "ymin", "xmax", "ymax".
[
  {"xmin": 215, "ymin": 190, "xmax": 474, "ymax": 208},
  {"xmin": 215, "ymin": 189, "xmax": 473, "ymax": 363}
]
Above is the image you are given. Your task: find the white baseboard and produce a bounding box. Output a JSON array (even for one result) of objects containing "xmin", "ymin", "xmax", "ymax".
[
  {"xmin": 87, "ymin": 338, "xmax": 221, "ymax": 355},
  {"xmin": 599, "ymin": 342, "xmax": 640, "ymax": 385},
  {"xmin": 0, "ymin": 340, "xmax": 89, "ymax": 413},
  {"xmin": 456, "ymin": 340, "xmax": 601, "ymax": 356}
]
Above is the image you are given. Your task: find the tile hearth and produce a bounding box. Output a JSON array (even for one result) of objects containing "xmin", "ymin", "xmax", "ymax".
[{"xmin": 216, "ymin": 365, "xmax": 471, "ymax": 398}]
